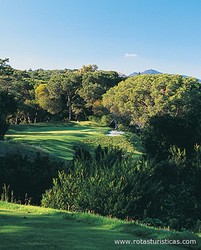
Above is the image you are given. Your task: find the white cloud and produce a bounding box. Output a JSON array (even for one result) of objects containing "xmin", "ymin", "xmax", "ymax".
[{"xmin": 124, "ymin": 53, "xmax": 137, "ymax": 57}]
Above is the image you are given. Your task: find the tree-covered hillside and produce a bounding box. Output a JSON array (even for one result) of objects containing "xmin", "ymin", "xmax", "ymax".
[
  {"xmin": 103, "ymin": 74, "xmax": 201, "ymax": 126},
  {"xmin": 0, "ymin": 58, "xmax": 123, "ymax": 139},
  {"xmin": 1, "ymin": 58, "xmax": 201, "ymax": 233}
]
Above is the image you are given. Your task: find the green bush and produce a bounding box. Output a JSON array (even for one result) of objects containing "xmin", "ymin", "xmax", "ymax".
[
  {"xmin": 88, "ymin": 115, "xmax": 101, "ymax": 123},
  {"xmin": 0, "ymin": 151, "xmax": 65, "ymax": 204},
  {"xmin": 42, "ymin": 145, "xmax": 140, "ymax": 217},
  {"xmin": 100, "ymin": 114, "xmax": 113, "ymax": 126},
  {"xmin": 142, "ymin": 218, "xmax": 165, "ymax": 228},
  {"xmin": 42, "ymin": 143, "xmax": 201, "ymax": 231},
  {"xmin": 142, "ymin": 114, "xmax": 201, "ymax": 160},
  {"xmin": 195, "ymin": 220, "xmax": 201, "ymax": 233}
]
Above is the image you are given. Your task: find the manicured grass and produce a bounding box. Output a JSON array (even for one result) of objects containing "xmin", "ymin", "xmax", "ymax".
[
  {"xmin": 4, "ymin": 123, "xmax": 198, "ymax": 249},
  {"xmin": 0, "ymin": 201, "xmax": 195, "ymax": 250},
  {"xmin": 5, "ymin": 122, "xmax": 142, "ymax": 160},
  {"xmin": 0, "ymin": 140, "xmax": 49, "ymax": 160}
]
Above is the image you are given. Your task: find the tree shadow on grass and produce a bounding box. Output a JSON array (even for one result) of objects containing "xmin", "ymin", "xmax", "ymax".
[
  {"xmin": 0, "ymin": 212, "xmax": 184, "ymax": 250},
  {"xmin": 18, "ymin": 139, "xmax": 80, "ymax": 160}
]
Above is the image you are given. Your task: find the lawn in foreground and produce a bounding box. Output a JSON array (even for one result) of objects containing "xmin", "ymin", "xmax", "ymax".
[
  {"xmin": 6, "ymin": 122, "xmax": 142, "ymax": 160},
  {"xmin": 0, "ymin": 201, "xmax": 187, "ymax": 250}
]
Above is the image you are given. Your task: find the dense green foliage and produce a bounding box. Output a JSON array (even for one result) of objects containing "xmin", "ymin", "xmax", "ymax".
[
  {"xmin": 103, "ymin": 74, "xmax": 201, "ymax": 126},
  {"xmin": 0, "ymin": 150, "xmax": 65, "ymax": 204},
  {"xmin": 2, "ymin": 57, "xmax": 201, "ymax": 237},
  {"xmin": 142, "ymin": 114, "xmax": 201, "ymax": 160},
  {"xmin": 41, "ymin": 144, "xmax": 201, "ymax": 232},
  {"xmin": 0, "ymin": 59, "xmax": 19, "ymax": 138},
  {"xmin": 35, "ymin": 69, "xmax": 121, "ymax": 121},
  {"xmin": 0, "ymin": 58, "xmax": 122, "ymax": 139},
  {"xmin": 42, "ymin": 146, "xmax": 135, "ymax": 216}
]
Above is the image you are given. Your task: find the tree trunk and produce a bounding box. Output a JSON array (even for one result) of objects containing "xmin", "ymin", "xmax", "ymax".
[
  {"xmin": 69, "ymin": 106, "xmax": 72, "ymax": 120},
  {"xmin": 67, "ymin": 95, "xmax": 72, "ymax": 120},
  {"xmin": 34, "ymin": 112, "xmax": 37, "ymax": 123},
  {"xmin": 113, "ymin": 118, "xmax": 118, "ymax": 130}
]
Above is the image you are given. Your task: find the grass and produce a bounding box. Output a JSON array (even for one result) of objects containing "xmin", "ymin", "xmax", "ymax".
[
  {"xmin": 1, "ymin": 123, "xmax": 201, "ymax": 249},
  {"xmin": 1, "ymin": 201, "xmax": 197, "ymax": 250},
  {"xmin": 5, "ymin": 121, "xmax": 142, "ymax": 160}
]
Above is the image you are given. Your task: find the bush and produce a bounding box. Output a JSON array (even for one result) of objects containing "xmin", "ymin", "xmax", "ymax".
[
  {"xmin": 0, "ymin": 151, "xmax": 65, "ymax": 204},
  {"xmin": 42, "ymin": 142, "xmax": 201, "ymax": 231},
  {"xmin": 142, "ymin": 114, "xmax": 199, "ymax": 160},
  {"xmin": 88, "ymin": 115, "xmax": 101, "ymax": 123},
  {"xmin": 41, "ymin": 146, "xmax": 165, "ymax": 222},
  {"xmin": 142, "ymin": 218, "xmax": 165, "ymax": 228},
  {"xmin": 100, "ymin": 114, "xmax": 113, "ymax": 126},
  {"xmin": 42, "ymin": 145, "xmax": 140, "ymax": 218}
]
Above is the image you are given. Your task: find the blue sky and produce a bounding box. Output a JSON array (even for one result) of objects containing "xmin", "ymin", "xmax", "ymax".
[{"xmin": 1, "ymin": 0, "xmax": 201, "ymax": 77}]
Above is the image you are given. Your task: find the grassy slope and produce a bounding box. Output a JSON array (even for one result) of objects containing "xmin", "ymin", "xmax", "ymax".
[
  {"xmin": 5, "ymin": 121, "xmax": 142, "ymax": 160},
  {"xmin": 2, "ymin": 123, "xmax": 200, "ymax": 249},
  {"xmin": 0, "ymin": 201, "xmax": 190, "ymax": 250}
]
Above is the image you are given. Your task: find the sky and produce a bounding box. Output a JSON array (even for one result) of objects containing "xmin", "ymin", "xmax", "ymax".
[{"xmin": 1, "ymin": 0, "xmax": 201, "ymax": 78}]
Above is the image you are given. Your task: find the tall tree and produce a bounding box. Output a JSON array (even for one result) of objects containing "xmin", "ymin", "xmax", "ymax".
[
  {"xmin": 79, "ymin": 64, "xmax": 98, "ymax": 73},
  {"xmin": 0, "ymin": 90, "xmax": 17, "ymax": 139},
  {"xmin": 79, "ymin": 71, "xmax": 122, "ymax": 114},
  {"xmin": 103, "ymin": 74, "xmax": 201, "ymax": 126},
  {"xmin": 37, "ymin": 72, "xmax": 82, "ymax": 120},
  {"xmin": 0, "ymin": 58, "xmax": 13, "ymax": 76}
]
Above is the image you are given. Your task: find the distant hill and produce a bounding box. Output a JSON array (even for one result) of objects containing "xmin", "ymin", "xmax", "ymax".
[
  {"xmin": 129, "ymin": 69, "xmax": 162, "ymax": 76},
  {"xmin": 129, "ymin": 69, "xmax": 201, "ymax": 82},
  {"xmin": 118, "ymin": 72, "xmax": 127, "ymax": 78}
]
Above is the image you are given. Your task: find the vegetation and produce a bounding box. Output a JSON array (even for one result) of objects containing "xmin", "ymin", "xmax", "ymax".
[
  {"xmin": 41, "ymin": 145, "xmax": 201, "ymax": 232},
  {"xmin": 0, "ymin": 89, "xmax": 18, "ymax": 139},
  {"xmin": 2, "ymin": 122, "xmax": 141, "ymax": 205},
  {"xmin": 1, "ymin": 57, "xmax": 201, "ymax": 246},
  {"xmin": 0, "ymin": 146, "xmax": 64, "ymax": 204},
  {"xmin": 6, "ymin": 122, "xmax": 141, "ymax": 160},
  {"xmin": 102, "ymin": 74, "xmax": 201, "ymax": 126},
  {"xmin": 0, "ymin": 201, "xmax": 199, "ymax": 250},
  {"xmin": 42, "ymin": 146, "xmax": 135, "ymax": 216},
  {"xmin": 142, "ymin": 114, "xmax": 201, "ymax": 160},
  {"xmin": 0, "ymin": 58, "xmax": 123, "ymax": 139}
]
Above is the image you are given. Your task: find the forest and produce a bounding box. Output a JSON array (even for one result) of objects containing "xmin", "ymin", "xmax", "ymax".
[
  {"xmin": 0, "ymin": 58, "xmax": 122, "ymax": 129},
  {"xmin": 1, "ymin": 57, "xmax": 201, "ymax": 234}
]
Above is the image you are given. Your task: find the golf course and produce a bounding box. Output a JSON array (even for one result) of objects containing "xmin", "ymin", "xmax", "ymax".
[
  {"xmin": 5, "ymin": 121, "xmax": 142, "ymax": 160},
  {"xmin": 0, "ymin": 201, "xmax": 196, "ymax": 250},
  {"xmin": 0, "ymin": 122, "xmax": 200, "ymax": 249},
  {"xmin": 1, "ymin": 0, "xmax": 201, "ymax": 248}
]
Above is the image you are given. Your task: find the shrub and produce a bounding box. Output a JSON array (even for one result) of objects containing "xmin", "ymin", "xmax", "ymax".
[
  {"xmin": 142, "ymin": 114, "xmax": 199, "ymax": 160},
  {"xmin": 100, "ymin": 114, "xmax": 113, "ymax": 126},
  {"xmin": 88, "ymin": 115, "xmax": 101, "ymax": 123},
  {"xmin": 42, "ymin": 143, "xmax": 201, "ymax": 231},
  {"xmin": 42, "ymin": 145, "xmax": 139, "ymax": 217},
  {"xmin": 142, "ymin": 218, "xmax": 165, "ymax": 228},
  {"xmin": 0, "ymin": 151, "xmax": 65, "ymax": 204}
]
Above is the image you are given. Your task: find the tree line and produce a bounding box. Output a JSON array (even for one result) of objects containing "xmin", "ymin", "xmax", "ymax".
[
  {"xmin": 2, "ymin": 58, "xmax": 201, "ymax": 139},
  {"xmin": 2, "ymin": 58, "xmax": 201, "ymax": 231},
  {"xmin": 0, "ymin": 58, "xmax": 123, "ymax": 138}
]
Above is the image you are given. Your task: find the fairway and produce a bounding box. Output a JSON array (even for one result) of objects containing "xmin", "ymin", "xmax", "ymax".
[
  {"xmin": 6, "ymin": 122, "xmax": 141, "ymax": 160},
  {"xmin": 0, "ymin": 202, "xmax": 187, "ymax": 250},
  {"xmin": 3, "ymin": 123, "xmax": 200, "ymax": 250},
  {"xmin": 6, "ymin": 122, "xmax": 105, "ymax": 160}
]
